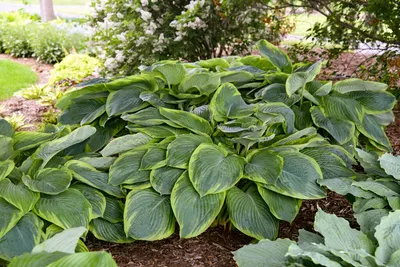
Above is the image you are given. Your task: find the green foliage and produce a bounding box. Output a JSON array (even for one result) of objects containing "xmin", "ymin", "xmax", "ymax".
[
  {"xmin": 0, "ymin": 41, "xmax": 396, "ymax": 259},
  {"xmin": 49, "ymin": 54, "xmax": 100, "ymax": 86},
  {"xmin": 233, "ymin": 209, "xmax": 400, "ymax": 267}
]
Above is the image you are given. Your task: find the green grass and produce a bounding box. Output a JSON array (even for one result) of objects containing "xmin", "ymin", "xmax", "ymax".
[{"xmin": 0, "ymin": 60, "xmax": 38, "ymax": 100}]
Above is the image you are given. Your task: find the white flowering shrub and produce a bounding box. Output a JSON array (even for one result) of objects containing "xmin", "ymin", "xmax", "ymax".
[{"xmin": 89, "ymin": 0, "xmax": 292, "ymax": 75}]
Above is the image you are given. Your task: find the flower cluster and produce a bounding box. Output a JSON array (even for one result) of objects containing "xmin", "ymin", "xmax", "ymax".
[{"xmin": 89, "ymin": 0, "xmax": 290, "ymax": 76}]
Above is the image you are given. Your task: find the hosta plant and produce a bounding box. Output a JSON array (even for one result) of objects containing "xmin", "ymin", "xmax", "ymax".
[{"xmin": 233, "ymin": 209, "xmax": 400, "ymax": 267}]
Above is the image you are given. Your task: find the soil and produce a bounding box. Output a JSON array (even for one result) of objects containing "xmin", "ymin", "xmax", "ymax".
[{"xmin": 1, "ymin": 53, "xmax": 399, "ymax": 267}]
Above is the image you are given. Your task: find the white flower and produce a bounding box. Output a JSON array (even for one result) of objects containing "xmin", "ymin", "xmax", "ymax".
[
  {"xmin": 140, "ymin": 0, "xmax": 148, "ymax": 6},
  {"xmin": 144, "ymin": 21, "xmax": 157, "ymax": 35},
  {"xmin": 104, "ymin": 58, "xmax": 119, "ymax": 70},
  {"xmin": 139, "ymin": 9, "xmax": 152, "ymax": 21},
  {"xmin": 115, "ymin": 50, "xmax": 125, "ymax": 62},
  {"xmin": 174, "ymin": 34, "xmax": 183, "ymax": 41},
  {"xmin": 117, "ymin": 32, "xmax": 127, "ymax": 42},
  {"xmin": 116, "ymin": 12, "xmax": 124, "ymax": 19}
]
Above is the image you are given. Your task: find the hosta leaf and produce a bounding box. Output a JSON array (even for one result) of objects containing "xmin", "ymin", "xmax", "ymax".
[
  {"xmin": 257, "ymin": 40, "xmax": 292, "ymax": 73},
  {"xmin": 227, "ymin": 185, "xmax": 279, "ymax": 240},
  {"xmin": 0, "ymin": 119, "xmax": 14, "ymax": 137},
  {"xmin": 310, "ymin": 106, "xmax": 355, "ymax": 144},
  {"xmin": 287, "ymin": 244, "xmax": 342, "ymax": 267},
  {"xmin": 0, "ymin": 160, "xmax": 14, "ymax": 181},
  {"xmin": 22, "ymin": 168, "xmax": 72, "ymax": 195},
  {"xmin": 356, "ymin": 149, "xmax": 387, "ymax": 176},
  {"xmin": 372, "ymin": 111, "xmax": 395, "ymax": 126},
  {"xmin": 318, "ymin": 178, "xmax": 377, "ymax": 199},
  {"xmin": 159, "ymin": 107, "xmax": 213, "ymax": 136},
  {"xmin": 78, "ymin": 156, "xmax": 116, "ymax": 170},
  {"xmin": 257, "ymin": 103, "xmax": 294, "ymax": 134},
  {"xmin": 122, "ymin": 107, "xmax": 181, "ymax": 127},
  {"xmin": 258, "ymin": 186, "xmax": 302, "ymax": 223},
  {"xmin": 8, "ymin": 252, "xmax": 69, "ymax": 267},
  {"xmin": 171, "ymin": 172, "xmax": 225, "ymax": 238},
  {"xmin": 355, "ymin": 209, "xmax": 389, "ymax": 241},
  {"xmin": 352, "ymin": 181, "xmax": 400, "ymax": 197},
  {"xmin": 80, "ymin": 105, "xmax": 106, "ymax": 125},
  {"xmin": 353, "ymin": 198, "xmax": 388, "ymax": 213},
  {"xmin": 314, "ymin": 209, "xmax": 375, "ymax": 254},
  {"xmin": 315, "ymin": 81, "xmax": 332, "ymax": 96},
  {"xmin": 256, "ymin": 83, "xmax": 300, "ymax": 106},
  {"xmin": 100, "ymin": 133, "xmax": 153, "ymax": 157},
  {"xmin": 140, "ymin": 147, "xmax": 166, "ymax": 170},
  {"xmin": 322, "ymin": 95, "xmax": 364, "ymax": 124},
  {"xmin": 188, "ymin": 143, "xmax": 245, "ymax": 196},
  {"xmin": 388, "ymin": 197, "xmax": 400, "ymax": 210},
  {"xmin": 124, "ymin": 188, "xmax": 175, "ymax": 240},
  {"xmin": 375, "ymin": 210, "xmax": 400, "ymax": 264},
  {"xmin": 103, "ymin": 196, "xmax": 124, "ymax": 223},
  {"xmin": 239, "ymin": 55, "xmax": 277, "ymax": 71},
  {"xmin": 292, "ymin": 103, "xmax": 313, "ymax": 130},
  {"xmin": 47, "ymin": 251, "xmax": 118, "ymax": 267},
  {"xmin": 56, "ymin": 82, "xmax": 107, "ymax": 110},
  {"xmin": 209, "ymin": 83, "xmax": 254, "ymax": 122},
  {"xmin": 261, "ymin": 151, "xmax": 325, "ymax": 199},
  {"xmin": 153, "ymin": 63, "xmax": 186, "ymax": 86},
  {"xmin": 245, "ymin": 150, "xmax": 283, "ymax": 184},
  {"xmin": 333, "ymin": 78, "xmax": 388, "ymax": 93},
  {"xmin": 0, "ymin": 179, "xmax": 39, "ymax": 212},
  {"xmin": 269, "ymin": 127, "xmax": 317, "ymax": 148},
  {"xmin": 65, "ymin": 160, "xmax": 125, "ymax": 198},
  {"xmin": 71, "ymin": 184, "xmax": 106, "ymax": 219},
  {"xmin": 0, "ymin": 135, "xmax": 13, "ymax": 161},
  {"xmin": 0, "ymin": 213, "xmax": 43, "ymax": 261},
  {"xmin": 13, "ymin": 132, "xmax": 57, "ymax": 152},
  {"xmin": 36, "ymin": 126, "xmax": 96, "ymax": 167},
  {"xmin": 109, "ymin": 149, "xmax": 150, "ymax": 186},
  {"xmin": 345, "ymin": 91, "xmax": 396, "ymax": 113},
  {"xmin": 106, "ymin": 88, "xmax": 148, "ymax": 117},
  {"xmin": 179, "ymin": 73, "xmax": 220, "ymax": 95},
  {"xmin": 233, "ymin": 239, "xmax": 293, "ymax": 267},
  {"xmin": 128, "ymin": 125, "xmax": 190, "ymax": 138},
  {"xmin": 59, "ymin": 99, "xmax": 106, "ymax": 125},
  {"xmin": 197, "ymin": 58, "xmax": 229, "ymax": 69},
  {"xmin": 388, "ymin": 250, "xmax": 400, "ymax": 267},
  {"xmin": 357, "ymin": 114, "xmax": 391, "ymax": 150},
  {"xmin": 166, "ymin": 134, "xmax": 212, "ymax": 169},
  {"xmin": 105, "ymin": 75, "xmax": 157, "ymax": 92},
  {"xmin": 0, "ymin": 198, "xmax": 24, "ymax": 238},
  {"xmin": 34, "ymin": 189, "xmax": 92, "ymax": 230},
  {"xmin": 150, "ymin": 166, "xmax": 185, "ymax": 195},
  {"xmin": 298, "ymin": 229, "xmax": 324, "ymax": 244},
  {"xmin": 32, "ymin": 227, "xmax": 86, "ymax": 254},
  {"xmin": 219, "ymin": 71, "xmax": 254, "ymax": 84},
  {"xmin": 89, "ymin": 219, "xmax": 133, "ymax": 243},
  {"xmin": 379, "ymin": 153, "xmax": 400, "ymax": 180}
]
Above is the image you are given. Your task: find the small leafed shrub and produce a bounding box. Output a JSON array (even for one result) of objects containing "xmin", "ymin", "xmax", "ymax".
[
  {"xmin": 233, "ymin": 209, "xmax": 400, "ymax": 267},
  {"xmin": 0, "ymin": 41, "xmax": 396, "ymax": 261},
  {"xmin": 1, "ymin": 23, "xmax": 35, "ymax": 57}
]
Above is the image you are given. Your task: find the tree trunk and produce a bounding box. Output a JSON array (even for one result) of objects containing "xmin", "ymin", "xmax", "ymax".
[{"xmin": 40, "ymin": 0, "xmax": 56, "ymax": 22}]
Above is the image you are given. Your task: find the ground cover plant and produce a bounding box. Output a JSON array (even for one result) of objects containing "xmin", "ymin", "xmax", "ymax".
[
  {"xmin": 0, "ymin": 40, "xmax": 396, "ymax": 263},
  {"xmin": 0, "ymin": 60, "xmax": 38, "ymax": 100},
  {"xmin": 233, "ymin": 209, "xmax": 400, "ymax": 267}
]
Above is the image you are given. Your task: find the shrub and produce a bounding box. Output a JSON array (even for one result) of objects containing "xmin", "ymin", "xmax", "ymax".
[
  {"xmin": 234, "ymin": 209, "xmax": 400, "ymax": 267},
  {"xmin": 1, "ymin": 23, "xmax": 35, "ymax": 57},
  {"xmin": 88, "ymin": 0, "xmax": 294, "ymax": 75},
  {"xmin": 49, "ymin": 53, "xmax": 100, "ymax": 85},
  {"xmin": 0, "ymin": 41, "xmax": 396, "ymax": 261}
]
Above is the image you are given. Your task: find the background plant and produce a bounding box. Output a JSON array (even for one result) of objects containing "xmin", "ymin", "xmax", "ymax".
[{"xmin": 88, "ymin": 0, "xmax": 294, "ymax": 75}]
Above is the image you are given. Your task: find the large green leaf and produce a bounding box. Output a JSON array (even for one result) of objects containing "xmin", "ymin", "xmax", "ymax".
[
  {"xmin": 256, "ymin": 40, "xmax": 292, "ymax": 73},
  {"xmin": 375, "ymin": 210, "xmax": 400, "ymax": 264},
  {"xmin": 150, "ymin": 166, "xmax": 185, "ymax": 195},
  {"xmin": 171, "ymin": 172, "xmax": 225, "ymax": 238},
  {"xmin": 179, "ymin": 73, "xmax": 220, "ymax": 95},
  {"xmin": 0, "ymin": 135, "xmax": 13, "ymax": 161},
  {"xmin": 35, "ymin": 126, "xmax": 96, "ymax": 167},
  {"xmin": 128, "ymin": 125, "xmax": 190, "ymax": 138},
  {"xmin": 140, "ymin": 147, "xmax": 166, "ymax": 170},
  {"xmin": 188, "ymin": 143, "xmax": 245, "ymax": 196},
  {"xmin": 310, "ymin": 106, "xmax": 355, "ymax": 144},
  {"xmin": 260, "ymin": 151, "xmax": 326, "ymax": 199},
  {"xmin": 357, "ymin": 114, "xmax": 392, "ymax": 150},
  {"xmin": 102, "ymin": 196, "xmax": 124, "ymax": 223},
  {"xmin": 34, "ymin": 189, "xmax": 92, "ymax": 230},
  {"xmin": 56, "ymin": 83, "xmax": 107, "ymax": 110},
  {"xmin": 47, "ymin": 252, "xmax": 118, "ymax": 267},
  {"xmin": 105, "ymin": 75, "xmax": 157, "ymax": 92},
  {"xmin": 257, "ymin": 103, "xmax": 295, "ymax": 134},
  {"xmin": 333, "ymin": 78, "xmax": 388, "ymax": 93},
  {"xmin": 0, "ymin": 198, "xmax": 24, "ymax": 238},
  {"xmin": 0, "ymin": 179, "xmax": 39, "ymax": 212},
  {"xmin": 322, "ymin": 95, "xmax": 364, "ymax": 124},
  {"xmin": 153, "ymin": 63, "xmax": 186, "ymax": 86},
  {"xmin": 355, "ymin": 209, "xmax": 389, "ymax": 241},
  {"xmin": 159, "ymin": 107, "xmax": 213, "ymax": 136},
  {"xmin": 245, "ymin": 150, "xmax": 283, "ymax": 184},
  {"xmin": 345, "ymin": 91, "xmax": 396, "ymax": 113},
  {"xmin": 227, "ymin": 185, "xmax": 279, "ymax": 240},
  {"xmin": 108, "ymin": 148, "xmax": 150, "ymax": 186},
  {"xmin": 0, "ymin": 213, "xmax": 43, "ymax": 261},
  {"xmin": 65, "ymin": 160, "xmax": 125, "ymax": 198},
  {"xmin": 90, "ymin": 219, "xmax": 133, "ymax": 243},
  {"xmin": 70, "ymin": 184, "xmax": 106, "ymax": 219},
  {"xmin": 256, "ymin": 83, "xmax": 300, "ymax": 106},
  {"xmin": 166, "ymin": 134, "xmax": 212, "ymax": 169},
  {"xmin": 352, "ymin": 180, "xmax": 399, "ymax": 197},
  {"xmin": 32, "ymin": 227, "xmax": 86, "ymax": 254},
  {"xmin": 106, "ymin": 88, "xmax": 148, "ymax": 117},
  {"xmin": 22, "ymin": 168, "xmax": 72, "ymax": 195},
  {"xmin": 0, "ymin": 160, "xmax": 14, "ymax": 181},
  {"xmin": 285, "ymin": 61, "xmax": 322, "ymax": 96},
  {"xmin": 258, "ymin": 186, "xmax": 302, "ymax": 223},
  {"xmin": 233, "ymin": 239, "xmax": 293, "ymax": 267},
  {"xmin": 209, "ymin": 83, "xmax": 254, "ymax": 122},
  {"xmin": 124, "ymin": 188, "xmax": 175, "ymax": 240},
  {"xmin": 379, "ymin": 153, "xmax": 400, "ymax": 180},
  {"xmin": 13, "ymin": 132, "xmax": 57, "ymax": 152},
  {"xmin": 8, "ymin": 252, "xmax": 69, "ymax": 267},
  {"xmin": 59, "ymin": 99, "xmax": 106, "ymax": 125},
  {"xmin": 100, "ymin": 133, "xmax": 153, "ymax": 157},
  {"xmin": 122, "ymin": 107, "xmax": 181, "ymax": 127},
  {"xmin": 0, "ymin": 119, "xmax": 14, "ymax": 137},
  {"xmin": 314, "ymin": 209, "xmax": 375, "ymax": 254},
  {"xmin": 318, "ymin": 178, "xmax": 377, "ymax": 199}
]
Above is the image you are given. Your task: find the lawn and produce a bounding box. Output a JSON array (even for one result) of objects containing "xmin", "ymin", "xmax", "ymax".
[{"xmin": 0, "ymin": 59, "xmax": 38, "ymax": 100}]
